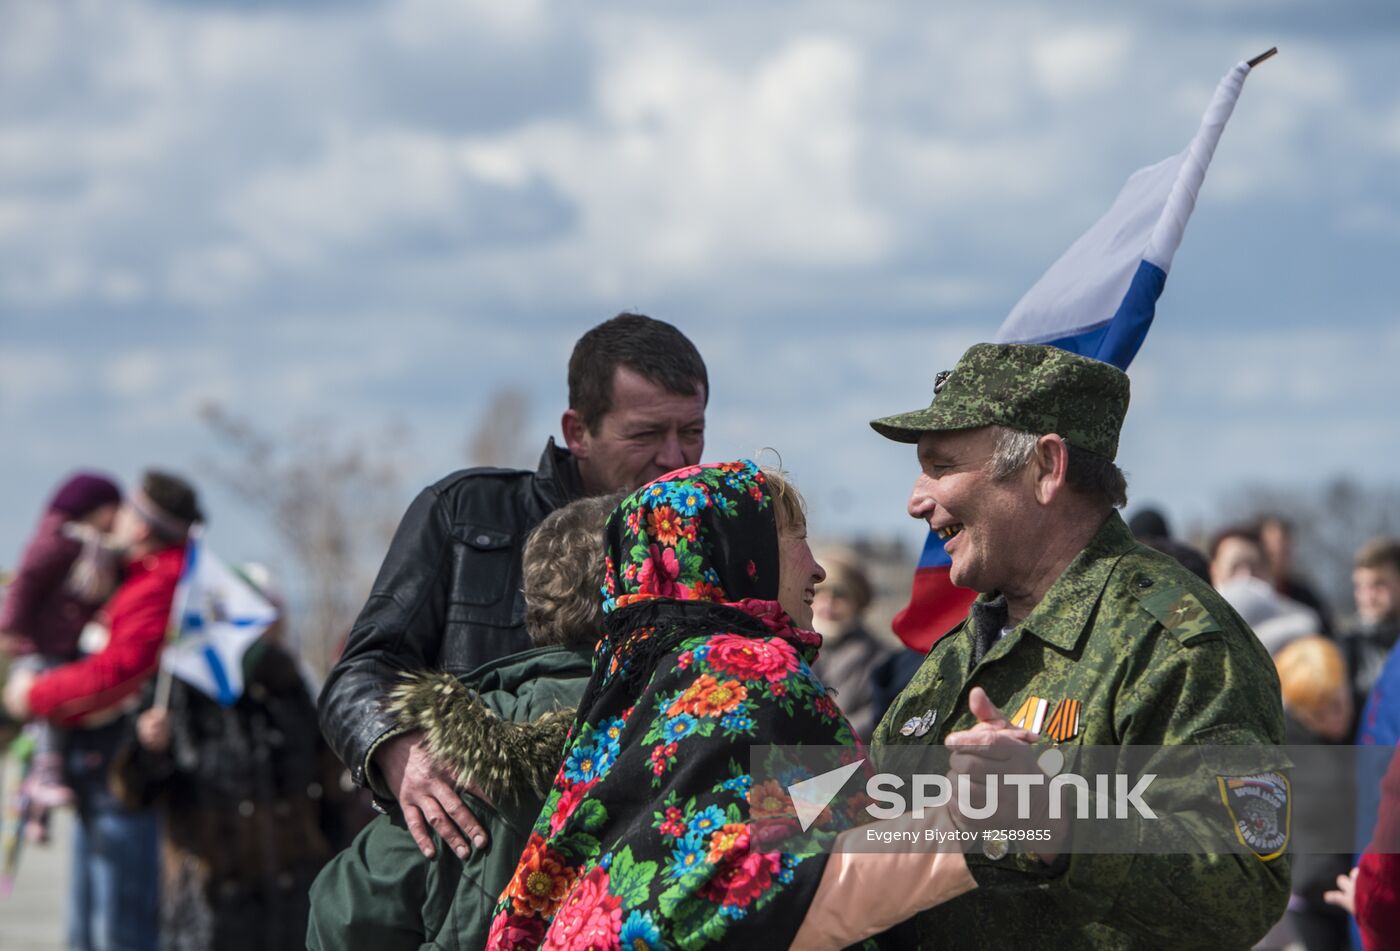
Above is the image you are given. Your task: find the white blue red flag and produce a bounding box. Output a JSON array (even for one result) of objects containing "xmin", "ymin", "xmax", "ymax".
[
  {"xmin": 893, "ymin": 53, "xmax": 1268, "ymax": 651},
  {"xmin": 162, "ymin": 531, "xmax": 279, "ymax": 705}
]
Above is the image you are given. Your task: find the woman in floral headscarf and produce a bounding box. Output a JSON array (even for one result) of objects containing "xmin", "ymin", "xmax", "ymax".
[{"xmin": 486, "ymin": 461, "xmax": 975, "ymax": 951}]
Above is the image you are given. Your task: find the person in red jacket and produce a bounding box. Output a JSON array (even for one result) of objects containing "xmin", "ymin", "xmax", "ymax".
[
  {"xmin": 1325, "ymin": 741, "xmax": 1400, "ymax": 949},
  {"xmin": 5, "ymin": 469, "xmax": 202, "ymax": 951}
]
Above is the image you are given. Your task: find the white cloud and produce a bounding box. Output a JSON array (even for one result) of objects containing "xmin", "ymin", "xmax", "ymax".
[
  {"xmin": 461, "ymin": 31, "xmax": 890, "ymax": 290},
  {"xmin": 1031, "ymin": 27, "xmax": 1133, "ymax": 99},
  {"xmin": 165, "ymin": 243, "xmax": 261, "ymax": 307},
  {"xmin": 222, "ymin": 131, "xmax": 478, "ymax": 266},
  {"xmin": 0, "ymin": 257, "xmax": 95, "ymax": 307},
  {"xmin": 385, "ymin": 0, "xmax": 548, "ymax": 48},
  {"xmin": 881, "ymin": 133, "xmax": 1072, "ymax": 207},
  {"xmin": 459, "ymin": 143, "xmax": 533, "ymax": 189},
  {"xmin": 102, "ymin": 350, "xmax": 167, "ymax": 400},
  {"xmin": 1199, "ymin": 42, "xmax": 1353, "ymax": 201},
  {"xmin": 1132, "ymin": 326, "xmax": 1400, "ymax": 413},
  {"xmin": 0, "ymin": 349, "xmax": 77, "ymax": 410}
]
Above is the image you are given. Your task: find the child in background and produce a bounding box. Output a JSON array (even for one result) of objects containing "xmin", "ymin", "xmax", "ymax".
[
  {"xmin": 811, "ymin": 552, "xmax": 891, "ymax": 740},
  {"xmin": 0, "ymin": 472, "xmax": 122, "ymax": 830},
  {"xmin": 307, "ymin": 493, "xmax": 622, "ymax": 951}
]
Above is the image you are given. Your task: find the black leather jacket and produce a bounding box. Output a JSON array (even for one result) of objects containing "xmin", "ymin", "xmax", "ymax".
[{"xmin": 317, "ymin": 440, "xmax": 583, "ymax": 792}]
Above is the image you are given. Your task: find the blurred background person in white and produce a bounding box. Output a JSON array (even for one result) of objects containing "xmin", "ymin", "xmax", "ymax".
[
  {"xmin": 1258, "ymin": 514, "xmax": 1333, "ymax": 636},
  {"xmin": 809, "ymin": 550, "xmax": 891, "ymax": 741},
  {"xmin": 1212, "ymin": 524, "xmax": 1321, "ymax": 657}
]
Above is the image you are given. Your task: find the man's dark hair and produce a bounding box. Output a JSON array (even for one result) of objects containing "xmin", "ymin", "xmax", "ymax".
[
  {"xmin": 1209, "ymin": 524, "xmax": 1262, "ymax": 561},
  {"xmin": 141, "ymin": 469, "xmax": 204, "ymax": 542},
  {"xmin": 567, "ymin": 313, "xmax": 708, "ymax": 432},
  {"xmin": 1128, "ymin": 507, "xmax": 1172, "ymax": 540}
]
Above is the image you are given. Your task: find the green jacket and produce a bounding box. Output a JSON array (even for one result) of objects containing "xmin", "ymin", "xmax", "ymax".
[
  {"xmin": 307, "ymin": 644, "xmax": 592, "ymax": 951},
  {"xmin": 872, "ymin": 513, "xmax": 1290, "ymax": 950}
]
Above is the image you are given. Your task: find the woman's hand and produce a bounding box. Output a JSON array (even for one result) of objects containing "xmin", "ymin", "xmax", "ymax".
[
  {"xmin": 136, "ymin": 707, "xmax": 172, "ymax": 753},
  {"xmin": 2, "ymin": 666, "xmax": 35, "ymax": 720},
  {"xmin": 1324, "ymin": 867, "xmax": 1358, "ymax": 915}
]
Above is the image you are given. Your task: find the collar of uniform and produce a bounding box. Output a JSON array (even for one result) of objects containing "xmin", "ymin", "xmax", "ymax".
[
  {"xmin": 533, "ymin": 437, "xmax": 585, "ymax": 506},
  {"xmin": 1015, "ymin": 511, "xmax": 1136, "ymax": 652}
]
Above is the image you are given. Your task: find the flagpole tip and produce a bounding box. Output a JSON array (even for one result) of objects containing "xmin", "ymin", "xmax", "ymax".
[{"xmin": 1247, "ymin": 47, "xmax": 1278, "ymax": 68}]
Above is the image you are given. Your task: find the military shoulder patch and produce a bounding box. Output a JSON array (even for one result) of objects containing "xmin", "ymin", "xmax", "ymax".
[
  {"xmin": 1217, "ymin": 772, "xmax": 1290, "ymax": 861},
  {"xmin": 1131, "ymin": 583, "xmax": 1223, "ymax": 646}
]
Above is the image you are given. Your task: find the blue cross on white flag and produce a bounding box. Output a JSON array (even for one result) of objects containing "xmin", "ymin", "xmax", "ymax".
[
  {"xmin": 163, "ymin": 531, "xmax": 279, "ymax": 706},
  {"xmin": 994, "ymin": 52, "xmax": 1272, "ymax": 370}
]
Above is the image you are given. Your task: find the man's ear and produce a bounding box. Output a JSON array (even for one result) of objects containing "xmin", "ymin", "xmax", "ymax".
[
  {"xmin": 1032, "ymin": 434, "xmax": 1070, "ymax": 505},
  {"xmin": 561, "ymin": 409, "xmax": 590, "ymax": 458}
]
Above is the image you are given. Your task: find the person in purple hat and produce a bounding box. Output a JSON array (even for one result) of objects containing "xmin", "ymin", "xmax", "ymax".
[{"xmin": 1, "ymin": 470, "xmax": 123, "ymax": 830}]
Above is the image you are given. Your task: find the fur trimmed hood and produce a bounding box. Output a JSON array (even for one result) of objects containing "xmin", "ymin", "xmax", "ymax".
[{"xmin": 386, "ymin": 671, "xmax": 576, "ymax": 805}]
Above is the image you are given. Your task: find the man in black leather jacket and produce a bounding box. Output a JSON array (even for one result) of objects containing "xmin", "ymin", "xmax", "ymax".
[{"xmin": 318, "ymin": 313, "xmax": 709, "ymax": 860}]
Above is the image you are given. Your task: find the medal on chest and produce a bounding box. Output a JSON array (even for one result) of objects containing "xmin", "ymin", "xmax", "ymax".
[{"xmin": 1010, "ymin": 695, "xmax": 1081, "ymax": 741}]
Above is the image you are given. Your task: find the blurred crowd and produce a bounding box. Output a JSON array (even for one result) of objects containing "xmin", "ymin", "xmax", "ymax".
[
  {"xmin": 6, "ymin": 471, "xmax": 1399, "ymax": 950},
  {"xmin": 2, "ymin": 314, "xmax": 1399, "ymax": 951},
  {"xmin": 1, "ymin": 470, "xmax": 375, "ymax": 951},
  {"xmin": 811, "ymin": 509, "xmax": 1400, "ymax": 951}
]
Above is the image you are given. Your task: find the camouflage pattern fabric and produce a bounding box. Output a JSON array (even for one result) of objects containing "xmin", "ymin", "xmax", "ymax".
[
  {"xmin": 869, "ymin": 342, "xmax": 1130, "ymax": 460},
  {"xmin": 871, "ymin": 513, "xmax": 1291, "ymax": 950}
]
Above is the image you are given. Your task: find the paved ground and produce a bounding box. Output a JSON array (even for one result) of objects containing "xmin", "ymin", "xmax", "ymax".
[{"xmin": 0, "ymin": 808, "xmax": 70, "ymax": 950}]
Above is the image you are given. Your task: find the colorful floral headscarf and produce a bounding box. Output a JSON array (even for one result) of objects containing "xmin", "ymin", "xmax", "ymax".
[
  {"xmin": 590, "ymin": 460, "xmax": 819, "ymax": 699},
  {"xmin": 602, "ymin": 459, "xmax": 778, "ymax": 614},
  {"xmin": 486, "ymin": 462, "xmax": 858, "ymax": 951}
]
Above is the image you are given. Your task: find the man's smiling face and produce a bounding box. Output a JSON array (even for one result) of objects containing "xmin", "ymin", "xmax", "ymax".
[{"xmin": 908, "ymin": 427, "xmax": 1037, "ymax": 595}]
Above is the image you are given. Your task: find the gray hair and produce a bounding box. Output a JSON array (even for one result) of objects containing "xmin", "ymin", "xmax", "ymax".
[
  {"xmin": 987, "ymin": 428, "xmax": 1040, "ymax": 480},
  {"xmin": 986, "ymin": 426, "xmax": 1129, "ymax": 509}
]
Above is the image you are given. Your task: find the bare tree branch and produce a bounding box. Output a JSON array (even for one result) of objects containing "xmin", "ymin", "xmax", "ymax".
[
  {"xmin": 198, "ymin": 401, "xmax": 408, "ymax": 675},
  {"xmin": 466, "ymin": 387, "xmax": 533, "ymax": 469}
]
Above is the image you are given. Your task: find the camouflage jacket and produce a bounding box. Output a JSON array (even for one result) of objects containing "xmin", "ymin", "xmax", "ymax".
[{"xmin": 872, "ymin": 512, "xmax": 1290, "ymax": 950}]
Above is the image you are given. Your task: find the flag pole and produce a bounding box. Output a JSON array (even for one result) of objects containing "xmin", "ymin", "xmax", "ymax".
[
  {"xmin": 153, "ymin": 524, "xmax": 203, "ymax": 711},
  {"xmin": 152, "ymin": 660, "xmax": 174, "ymax": 711},
  {"xmin": 152, "ymin": 655, "xmax": 176, "ymax": 712},
  {"xmin": 1247, "ymin": 47, "xmax": 1278, "ymax": 68}
]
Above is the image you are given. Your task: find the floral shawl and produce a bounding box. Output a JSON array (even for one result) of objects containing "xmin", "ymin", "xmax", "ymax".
[{"xmin": 486, "ymin": 461, "xmax": 860, "ymax": 951}]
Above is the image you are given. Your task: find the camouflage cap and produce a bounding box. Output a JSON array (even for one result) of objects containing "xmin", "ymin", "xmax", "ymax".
[{"xmin": 869, "ymin": 342, "xmax": 1130, "ymax": 459}]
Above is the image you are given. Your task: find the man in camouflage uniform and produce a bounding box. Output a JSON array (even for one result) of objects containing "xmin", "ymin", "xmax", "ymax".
[{"xmin": 868, "ymin": 343, "xmax": 1289, "ymax": 949}]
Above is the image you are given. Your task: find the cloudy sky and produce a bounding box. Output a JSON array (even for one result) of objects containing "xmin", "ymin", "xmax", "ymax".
[{"xmin": 4, "ymin": 0, "xmax": 1400, "ymax": 602}]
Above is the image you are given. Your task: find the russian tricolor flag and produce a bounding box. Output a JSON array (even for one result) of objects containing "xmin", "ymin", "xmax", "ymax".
[{"xmin": 893, "ymin": 52, "xmax": 1272, "ymax": 653}]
